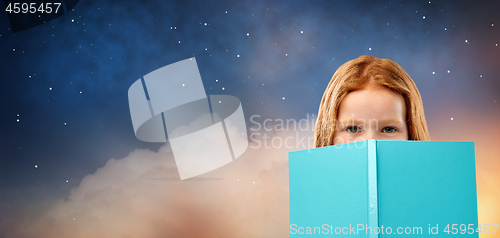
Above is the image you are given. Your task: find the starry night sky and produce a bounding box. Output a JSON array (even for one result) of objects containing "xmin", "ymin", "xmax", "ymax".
[{"xmin": 1, "ymin": 0, "xmax": 499, "ymax": 237}]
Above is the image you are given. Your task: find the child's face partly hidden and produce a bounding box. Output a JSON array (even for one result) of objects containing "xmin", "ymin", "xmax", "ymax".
[{"xmin": 333, "ymin": 82, "xmax": 409, "ymax": 145}]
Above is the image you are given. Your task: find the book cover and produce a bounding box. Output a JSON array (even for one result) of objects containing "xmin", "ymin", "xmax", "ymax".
[{"xmin": 289, "ymin": 140, "xmax": 478, "ymax": 237}]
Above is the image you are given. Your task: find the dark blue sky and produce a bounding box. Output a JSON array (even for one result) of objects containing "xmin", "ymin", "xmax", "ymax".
[{"xmin": 0, "ymin": 0, "xmax": 499, "ymax": 231}]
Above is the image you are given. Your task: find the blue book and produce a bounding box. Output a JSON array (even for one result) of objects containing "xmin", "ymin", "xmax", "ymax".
[{"xmin": 289, "ymin": 140, "xmax": 478, "ymax": 237}]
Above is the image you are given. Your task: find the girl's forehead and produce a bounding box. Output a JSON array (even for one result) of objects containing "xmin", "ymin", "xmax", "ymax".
[{"xmin": 338, "ymin": 86, "xmax": 407, "ymax": 119}]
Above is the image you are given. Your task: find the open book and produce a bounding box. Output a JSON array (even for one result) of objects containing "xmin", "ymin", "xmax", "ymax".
[{"xmin": 289, "ymin": 140, "xmax": 478, "ymax": 237}]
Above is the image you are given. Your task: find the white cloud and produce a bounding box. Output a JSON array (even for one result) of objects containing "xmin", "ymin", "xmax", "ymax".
[{"xmin": 2, "ymin": 127, "xmax": 314, "ymax": 238}]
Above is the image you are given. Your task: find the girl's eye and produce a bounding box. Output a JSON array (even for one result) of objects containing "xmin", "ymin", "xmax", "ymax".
[
  {"xmin": 346, "ymin": 126, "xmax": 361, "ymax": 133},
  {"xmin": 382, "ymin": 127, "xmax": 396, "ymax": 133}
]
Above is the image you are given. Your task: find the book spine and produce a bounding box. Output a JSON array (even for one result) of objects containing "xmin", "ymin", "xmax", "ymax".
[{"xmin": 368, "ymin": 140, "xmax": 379, "ymax": 238}]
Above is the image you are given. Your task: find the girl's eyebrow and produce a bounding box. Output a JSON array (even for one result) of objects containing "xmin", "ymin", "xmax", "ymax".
[
  {"xmin": 376, "ymin": 119, "xmax": 405, "ymax": 124},
  {"xmin": 337, "ymin": 119, "xmax": 366, "ymax": 125}
]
